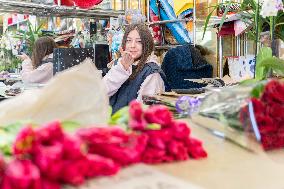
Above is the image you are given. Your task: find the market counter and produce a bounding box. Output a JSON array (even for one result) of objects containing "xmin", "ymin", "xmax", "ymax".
[{"xmin": 154, "ymin": 119, "xmax": 284, "ymax": 189}]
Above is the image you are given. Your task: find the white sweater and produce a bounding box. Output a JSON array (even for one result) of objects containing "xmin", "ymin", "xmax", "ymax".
[{"xmin": 103, "ymin": 55, "xmax": 165, "ymax": 101}]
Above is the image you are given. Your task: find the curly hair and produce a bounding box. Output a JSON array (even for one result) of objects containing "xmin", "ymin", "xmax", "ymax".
[
  {"xmin": 32, "ymin": 36, "xmax": 57, "ymax": 69},
  {"xmin": 121, "ymin": 24, "xmax": 154, "ymax": 80}
]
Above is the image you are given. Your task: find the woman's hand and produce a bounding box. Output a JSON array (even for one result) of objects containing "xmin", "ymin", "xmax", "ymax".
[
  {"xmin": 120, "ymin": 48, "xmax": 134, "ymax": 71},
  {"xmin": 17, "ymin": 53, "xmax": 30, "ymax": 61}
]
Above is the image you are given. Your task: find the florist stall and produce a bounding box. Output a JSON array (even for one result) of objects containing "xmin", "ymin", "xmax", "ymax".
[{"xmin": 0, "ymin": 0, "xmax": 283, "ymax": 189}]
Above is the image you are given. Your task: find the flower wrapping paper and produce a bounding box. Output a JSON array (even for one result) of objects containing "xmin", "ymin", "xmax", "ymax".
[{"xmin": 0, "ymin": 59, "xmax": 109, "ymax": 126}]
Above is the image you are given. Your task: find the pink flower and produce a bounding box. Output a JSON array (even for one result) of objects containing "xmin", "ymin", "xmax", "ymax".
[
  {"xmin": 60, "ymin": 159, "xmax": 86, "ymax": 186},
  {"xmin": 85, "ymin": 154, "xmax": 120, "ymax": 177},
  {"xmin": 1, "ymin": 159, "xmax": 41, "ymax": 189},
  {"xmin": 35, "ymin": 121, "xmax": 64, "ymax": 143},
  {"xmin": 144, "ymin": 105, "xmax": 173, "ymax": 127},
  {"xmin": 62, "ymin": 135, "xmax": 86, "ymax": 160},
  {"xmin": 129, "ymin": 100, "xmax": 144, "ymax": 120},
  {"xmin": 13, "ymin": 126, "xmax": 35, "ymax": 157},
  {"xmin": 167, "ymin": 141, "xmax": 189, "ymax": 161},
  {"xmin": 33, "ymin": 142, "xmax": 63, "ymax": 181},
  {"xmin": 170, "ymin": 121, "xmax": 191, "ymax": 140},
  {"xmin": 141, "ymin": 147, "xmax": 166, "ymax": 164}
]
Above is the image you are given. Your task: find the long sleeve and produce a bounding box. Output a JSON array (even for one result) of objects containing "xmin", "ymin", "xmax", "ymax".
[
  {"xmin": 21, "ymin": 60, "xmax": 53, "ymax": 84},
  {"xmin": 103, "ymin": 61, "xmax": 132, "ymax": 97},
  {"xmin": 137, "ymin": 73, "xmax": 165, "ymax": 101}
]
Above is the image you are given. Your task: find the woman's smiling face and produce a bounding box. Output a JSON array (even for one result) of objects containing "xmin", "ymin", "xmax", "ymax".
[{"xmin": 125, "ymin": 29, "xmax": 143, "ymax": 60}]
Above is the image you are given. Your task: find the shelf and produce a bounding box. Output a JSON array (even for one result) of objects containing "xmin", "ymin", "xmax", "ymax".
[
  {"xmin": 148, "ymin": 18, "xmax": 193, "ymax": 26},
  {"xmin": 155, "ymin": 44, "xmax": 182, "ymax": 50},
  {"xmin": 0, "ymin": 0, "xmax": 124, "ymax": 19}
]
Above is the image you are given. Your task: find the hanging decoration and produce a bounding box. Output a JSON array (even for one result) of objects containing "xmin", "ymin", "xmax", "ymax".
[
  {"xmin": 54, "ymin": 0, "xmax": 75, "ymax": 6},
  {"xmin": 73, "ymin": 0, "xmax": 103, "ymax": 9}
]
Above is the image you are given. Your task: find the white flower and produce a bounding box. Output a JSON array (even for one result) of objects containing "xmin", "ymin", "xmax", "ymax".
[{"xmin": 260, "ymin": 0, "xmax": 283, "ymax": 17}]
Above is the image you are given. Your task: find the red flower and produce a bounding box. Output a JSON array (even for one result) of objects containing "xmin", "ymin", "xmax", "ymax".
[
  {"xmin": 145, "ymin": 128, "xmax": 173, "ymax": 144},
  {"xmin": 141, "ymin": 147, "xmax": 166, "ymax": 164},
  {"xmin": 188, "ymin": 146, "xmax": 208, "ymax": 159},
  {"xmin": 84, "ymin": 154, "xmax": 120, "ymax": 177},
  {"xmin": 0, "ymin": 153, "xmax": 5, "ymax": 177},
  {"xmin": 261, "ymin": 80, "xmax": 284, "ymax": 104},
  {"xmin": 77, "ymin": 127, "xmax": 127, "ymax": 145},
  {"xmin": 167, "ymin": 141, "xmax": 189, "ymax": 161},
  {"xmin": 129, "ymin": 118, "xmax": 147, "ymax": 131},
  {"xmin": 33, "ymin": 142, "xmax": 63, "ymax": 181},
  {"xmin": 144, "ymin": 105, "xmax": 173, "ymax": 127},
  {"xmin": 251, "ymin": 98, "xmax": 265, "ymax": 115},
  {"xmin": 129, "ymin": 100, "xmax": 144, "ymax": 121},
  {"xmin": 61, "ymin": 159, "xmax": 86, "ymax": 186},
  {"xmin": 80, "ymin": 128, "xmax": 148, "ymax": 165},
  {"xmin": 13, "ymin": 126, "xmax": 35, "ymax": 157},
  {"xmin": 255, "ymin": 114, "xmax": 273, "ymax": 126},
  {"xmin": 184, "ymin": 137, "xmax": 207, "ymax": 159},
  {"xmin": 41, "ymin": 178, "xmax": 61, "ymax": 189},
  {"xmin": 261, "ymin": 133, "xmax": 281, "ymax": 150},
  {"xmin": 170, "ymin": 121, "xmax": 191, "ymax": 141},
  {"xmin": 265, "ymin": 103, "xmax": 284, "ymax": 119},
  {"xmin": 35, "ymin": 121, "xmax": 64, "ymax": 143},
  {"xmin": 62, "ymin": 135, "xmax": 86, "ymax": 160},
  {"xmin": 1, "ymin": 159, "xmax": 41, "ymax": 189}
]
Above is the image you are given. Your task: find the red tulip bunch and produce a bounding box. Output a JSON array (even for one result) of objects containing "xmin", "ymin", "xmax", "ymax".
[
  {"xmin": 128, "ymin": 101, "xmax": 207, "ymax": 164},
  {"xmin": 0, "ymin": 102, "xmax": 207, "ymax": 188},
  {"xmin": 1, "ymin": 121, "xmax": 119, "ymax": 189},
  {"xmin": 241, "ymin": 80, "xmax": 284, "ymax": 150}
]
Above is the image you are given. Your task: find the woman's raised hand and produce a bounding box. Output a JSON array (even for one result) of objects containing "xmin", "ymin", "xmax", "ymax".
[{"xmin": 120, "ymin": 47, "xmax": 134, "ymax": 71}]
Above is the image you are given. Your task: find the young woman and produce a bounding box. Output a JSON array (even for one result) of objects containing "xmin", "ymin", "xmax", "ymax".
[
  {"xmin": 103, "ymin": 24, "xmax": 170, "ymax": 113},
  {"xmin": 20, "ymin": 36, "xmax": 57, "ymax": 84}
]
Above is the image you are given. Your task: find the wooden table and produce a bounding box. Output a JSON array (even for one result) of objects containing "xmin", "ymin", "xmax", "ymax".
[{"xmin": 154, "ymin": 120, "xmax": 284, "ymax": 189}]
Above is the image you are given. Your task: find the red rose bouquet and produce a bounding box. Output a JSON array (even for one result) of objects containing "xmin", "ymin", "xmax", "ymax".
[{"xmin": 241, "ymin": 80, "xmax": 284, "ymax": 150}]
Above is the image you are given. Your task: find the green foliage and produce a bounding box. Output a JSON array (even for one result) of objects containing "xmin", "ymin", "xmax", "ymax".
[
  {"xmin": 202, "ymin": 0, "xmax": 284, "ymax": 42},
  {"xmin": 241, "ymin": 47, "xmax": 284, "ymax": 85},
  {"xmin": 13, "ymin": 20, "xmax": 50, "ymax": 55},
  {"xmin": 250, "ymin": 82, "xmax": 265, "ymax": 98}
]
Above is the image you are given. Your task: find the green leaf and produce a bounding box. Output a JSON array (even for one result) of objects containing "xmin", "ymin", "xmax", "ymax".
[
  {"xmin": 258, "ymin": 57, "xmax": 284, "ymax": 76},
  {"xmin": 108, "ymin": 106, "xmax": 129, "ymax": 126},
  {"xmin": 255, "ymin": 47, "xmax": 272, "ymax": 80},
  {"xmin": 61, "ymin": 120, "xmax": 81, "ymax": 133},
  {"xmin": 202, "ymin": 5, "xmax": 218, "ymax": 40},
  {"xmin": 146, "ymin": 123, "xmax": 161, "ymax": 130},
  {"xmin": 218, "ymin": 2, "xmax": 231, "ymax": 31},
  {"xmin": 250, "ymin": 83, "xmax": 265, "ymax": 98}
]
